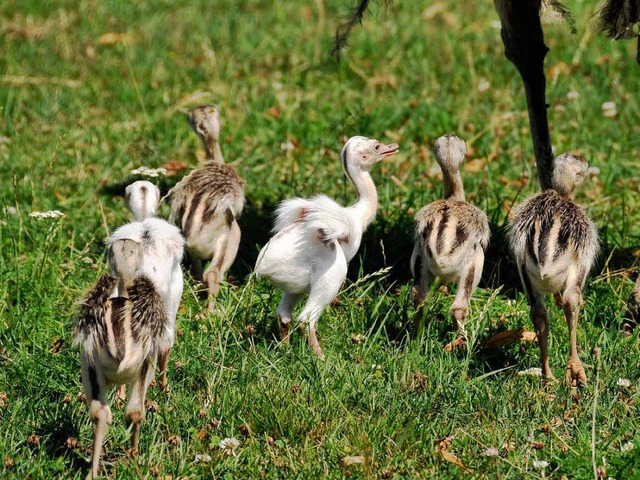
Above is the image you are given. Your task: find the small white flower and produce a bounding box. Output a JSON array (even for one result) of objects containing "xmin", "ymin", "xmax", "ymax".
[
  {"xmin": 533, "ymin": 460, "xmax": 549, "ymax": 469},
  {"xmin": 517, "ymin": 367, "xmax": 543, "ymax": 377},
  {"xmin": 617, "ymin": 378, "xmax": 631, "ymax": 388},
  {"xmin": 272, "ymin": 81, "xmax": 284, "ymax": 91},
  {"xmin": 501, "ymin": 111, "xmax": 515, "ymax": 121},
  {"xmin": 490, "ymin": 20, "xmax": 502, "ymax": 30},
  {"xmin": 477, "ymin": 79, "xmax": 491, "ymax": 92},
  {"xmin": 566, "ymin": 90, "xmax": 580, "ymax": 100},
  {"xmin": 601, "ymin": 101, "xmax": 617, "ymax": 118},
  {"xmin": 195, "ymin": 453, "xmax": 212, "ymax": 463},
  {"xmin": 130, "ymin": 166, "xmax": 168, "ymax": 178},
  {"xmin": 588, "ymin": 166, "xmax": 600, "ymax": 176},
  {"xmin": 29, "ymin": 210, "xmax": 65, "ymax": 219},
  {"xmin": 621, "ymin": 441, "xmax": 634, "ymax": 453},
  {"xmin": 280, "ymin": 141, "xmax": 295, "ymax": 151},
  {"xmin": 218, "ymin": 437, "xmax": 240, "ymax": 456},
  {"xmin": 3, "ymin": 206, "xmax": 17, "ymax": 215},
  {"xmin": 484, "ymin": 448, "xmax": 499, "ymax": 457}
]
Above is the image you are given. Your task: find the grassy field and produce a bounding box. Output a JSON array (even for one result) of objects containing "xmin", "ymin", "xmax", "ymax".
[{"xmin": 1, "ymin": 0, "xmax": 640, "ymax": 478}]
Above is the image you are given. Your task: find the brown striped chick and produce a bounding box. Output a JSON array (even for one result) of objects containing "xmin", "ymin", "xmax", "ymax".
[
  {"xmin": 410, "ymin": 134, "xmax": 490, "ymax": 350},
  {"xmin": 169, "ymin": 105, "xmax": 245, "ymax": 312},
  {"xmin": 624, "ymin": 275, "xmax": 640, "ymax": 335},
  {"xmin": 74, "ymin": 219, "xmax": 184, "ymax": 478},
  {"xmin": 508, "ymin": 153, "xmax": 599, "ymax": 388}
]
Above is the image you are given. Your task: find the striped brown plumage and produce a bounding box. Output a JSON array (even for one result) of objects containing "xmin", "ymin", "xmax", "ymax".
[
  {"xmin": 168, "ymin": 105, "xmax": 245, "ymax": 312},
  {"xmin": 410, "ymin": 134, "xmax": 490, "ymax": 350},
  {"xmin": 508, "ymin": 153, "xmax": 599, "ymax": 388},
  {"xmin": 169, "ymin": 163, "xmax": 244, "ymax": 238}
]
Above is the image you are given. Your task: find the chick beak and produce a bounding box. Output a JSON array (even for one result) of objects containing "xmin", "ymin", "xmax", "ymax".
[{"xmin": 377, "ymin": 143, "xmax": 399, "ymax": 160}]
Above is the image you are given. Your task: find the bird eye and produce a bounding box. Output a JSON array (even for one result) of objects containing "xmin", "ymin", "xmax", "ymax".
[{"xmin": 374, "ymin": 145, "xmax": 379, "ymax": 151}]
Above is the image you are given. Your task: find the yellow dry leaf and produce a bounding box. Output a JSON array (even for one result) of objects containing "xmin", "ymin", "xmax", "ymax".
[
  {"xmin": 341, "ymin": 455, "xmax": 365, "ymax": 467},
  {"xmin": 440, "ymin": 449, "xmax": 472, "ymax": 473},
  {"xmin": 482, "ymin": 328, "xmax": 537, "ymax": 349},
  {"xmin": 464, "ymin": 158, "xmax": 486, "ymax": 173},
  {"xmin": 98, "ymin": 32, "xmax": 134, "ymax": 46},
  {"xmin": 422, "ymin": 2, "xmax": 447, "ymax": 20}
]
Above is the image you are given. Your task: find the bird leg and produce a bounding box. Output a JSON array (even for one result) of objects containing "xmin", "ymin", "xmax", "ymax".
[
  {"xmin": 188, "ymin": 253, "xmax": 204, "ymax": 283},
  {"xmin": 562, "ymin": 284, "xmax": 587, "ymax": 388},
  {"xmin": 296, "ymin": 250, "xmax": 347, "ymax": 360},
  {"xmin": 81, "ymin": 361, "xmax": 111, "ymax": 479},
  {"xmin": 444, "ymin": 256, "xmax": 482, "ymax": 352},
  {"xmin": 276, "ymin": 292, "xmax": 302, "ymax": 344},
  {"xmin": 125, "ymin": 358, "xmax": 155, "ymax": 455},
  {"xmin": 494, "ymin": 0, "xmax": 554, "ymax": 190},
  {"xmin": 410, "ymin": 246, "xmax": 433, "ymax": 338},
  {"xmin": 204, "ymin": 216, "xmax": 240, "ymax": 312},
  {"xmin": 519, "ymin": 269, "xmax": 554, "ymax": 380},
  {"xmin": 623, "ymin": 274, "xmax": 640, "ymax": 335},
  {"xmin": 157, "ymin": 347, "xmax": 170, "ymax": 392}
]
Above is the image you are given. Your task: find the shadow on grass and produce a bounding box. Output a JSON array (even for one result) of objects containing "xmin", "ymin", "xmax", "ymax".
[{"xmin": 35, "ymin": 410, "xmax": 87, "ymax": 473}]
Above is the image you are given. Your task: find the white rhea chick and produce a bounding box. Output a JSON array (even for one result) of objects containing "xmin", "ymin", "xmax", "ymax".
[
  {"xmin": 255, "ymin": 136, "xmax": 399, "ymax": 359},
  {"xmin": 410, "ymin": 134, "xmax": 490, "ymax": 350},
  {"xmin": 169, "ymin": 105, "xmax": 245, "ymax": 312},
  {"xmin": 74, "ymin": 218, "xmax": 184, "ymax": 479},
  {"xmin": 108, "ymin": 181, "xmax": 183, "ymax": 392},
  {"xmin": 508, "ymin": 153, "xmax": 598, "ymax": 388}
]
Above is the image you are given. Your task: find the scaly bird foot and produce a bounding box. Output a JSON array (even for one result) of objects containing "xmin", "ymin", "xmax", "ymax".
[
  {"xmin": 565, "ymin": 359, "xmax": 587, "ymax": 388},
  {"xmin": 443, "ymin": 335, "xmax": 466, "ymax": 352}
]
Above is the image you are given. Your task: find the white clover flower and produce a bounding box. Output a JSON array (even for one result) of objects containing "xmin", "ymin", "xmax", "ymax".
[
  {"xmin": 602, "ymin": 101, "xmax": 617, "ymax": 118},
  {"xmin": 477, "ymin": 79, "xmax": 491, "ymax": 92},
  {"xmin": 130, "ymin": 166, "xmax": 168, "ymax": 178},
  {"xmin": 617, "ymin": 378, "xmax": 631, "ymax": 388},
  {"xmin": 218, "ymin": 437, "xmax": 240, "ymax": 456},
  {"xmin": 533, "ymin": 460, "xmax": 549, "ymax": 469},
  {"xmin": 484, "ymin": 448, "xmax": 499, "ymax": 457},
  {"xmin": 490, "ymin": 20, "xmax": 502, "ymax": 30},
  {"xmin": 621, "ymin": 441, "xmax": 634, "ymax": 453},
  {"xmin": 517, "ymin": 367, "xmax": 543, "ymax": 377},
  {"xmin": 280, "ymin": 141, "xmax": 295, "ymax": 151},
  {"xmin": 501, "ymin": 111, "xmax": 515, "ymax": 121},
  {"xmin": 29, "ymin": 210, "xmax": 65, "ymax": 219},
  {"xmin": 3, "ymin": 206, "xmax": 17, "ymax": 215},
  {"xmin": 195, "ymin": 453, "xmax": 212, "ymax": 463},
  {"xmin": 566, "ymin": 90, "xmax": 580, "ymax": 100}
]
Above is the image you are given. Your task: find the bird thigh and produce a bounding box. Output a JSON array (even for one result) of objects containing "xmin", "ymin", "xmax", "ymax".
[{"xmin": 296, "ymin": 248, "xmax": 347, "ymax": 327}]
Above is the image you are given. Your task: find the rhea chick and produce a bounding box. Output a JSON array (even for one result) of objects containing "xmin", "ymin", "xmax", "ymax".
[
  {"xmin": 410, "ymin": 134, "xmax": 490, "ymax": 350},
  {"xmin": 508, "ymin": 153, "xmax": 598, "ymax": 388},
  {"xmin": 108, "ymin": 180, "xmax": 182, "ymax": 392},
  {"xmin": 169, "ymin": 105, "xmax": 245, "ymax": 312},
  {"xmin": 74, "ymin": 217, "xmax": 184, "ymax": 478},
  {"xmin": 255, "ymin": 136, "xmax": 399, "ymax": 359}
]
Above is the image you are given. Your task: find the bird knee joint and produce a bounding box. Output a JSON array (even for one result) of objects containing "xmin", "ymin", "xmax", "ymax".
[
  {"xmin": 126, "ymin": 410, "xmax": 143, "ymax": 425},
  {"xmin": 411, "ymin": 286, "xmax": 426, "ymax": 307},
  {"xmin": 91, "ymin": 404, "xmax": 112, "ymax": 425}
]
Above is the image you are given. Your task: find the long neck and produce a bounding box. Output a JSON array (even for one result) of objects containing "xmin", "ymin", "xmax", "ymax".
[
  {"xmin": 202, "ymin": 136, "xmax": 224, "ymax": 164},
  {"xmin": 345, "ymin": 163, "xmax": 378, "ymax": 230},
  {"xmin": 442, "ymin": 168, "xmax": 465, "ymax": 201}
]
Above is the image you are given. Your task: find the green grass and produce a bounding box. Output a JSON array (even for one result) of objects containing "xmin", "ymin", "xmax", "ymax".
[{"xmin": 1, "ymin": 0, "xmax": 639, "ymax": 478}]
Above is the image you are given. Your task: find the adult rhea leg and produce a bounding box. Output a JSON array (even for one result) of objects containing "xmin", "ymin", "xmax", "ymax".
[{"xmin": 494, "ymin": 0, "xmax": 554, "ymax": 190}]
